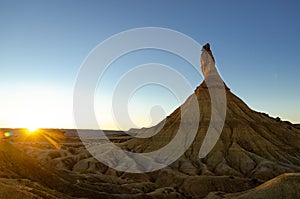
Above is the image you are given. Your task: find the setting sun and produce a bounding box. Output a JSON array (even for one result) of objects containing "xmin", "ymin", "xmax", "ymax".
[{"xmin": 27, "ymin": 127, "xmax": 39, "ymax": 133}]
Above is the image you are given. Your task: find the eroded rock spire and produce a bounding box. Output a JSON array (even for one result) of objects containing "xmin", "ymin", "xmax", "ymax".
[{"xmin": 201, "ymin": 43, "xmax": 216, "ymax": 78}]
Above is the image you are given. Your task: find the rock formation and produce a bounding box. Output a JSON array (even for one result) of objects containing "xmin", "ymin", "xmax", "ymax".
[
  {"xmin": 121, "ymin": 43, "xmax": 300, "ymax": 182},
  {"xmin": 201, "ymin": 43, "xmax": 215, "ymax": 78},
  {"xmin": 1, "ymin": 43, "xmax": 300, "ymax": 198}
]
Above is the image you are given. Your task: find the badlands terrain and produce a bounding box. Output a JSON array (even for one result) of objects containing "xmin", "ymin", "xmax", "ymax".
[
  {"xmin": 1, "ymin": 86, "xmax": 300, "ymax": 199},
  {"xmin": 1, "ymin": 114, "xmax": 300, "ymax": 199},
  {"xmin": 0, "ymin": 44, "xmax": 300, "ymax": 198}
]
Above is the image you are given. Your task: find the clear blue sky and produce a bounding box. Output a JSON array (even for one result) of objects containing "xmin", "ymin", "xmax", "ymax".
[{"xmin": 0, "ymin": 0, "xmax": 299, "ymax": 129}]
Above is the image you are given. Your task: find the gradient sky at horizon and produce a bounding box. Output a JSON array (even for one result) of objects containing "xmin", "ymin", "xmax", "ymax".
[{"xmin": 0, "ymin": 0, "xmax": 299, "ymax": 129}]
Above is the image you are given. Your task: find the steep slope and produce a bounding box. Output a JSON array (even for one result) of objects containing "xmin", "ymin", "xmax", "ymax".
[
  {"xmin": 122, "ymin": 81, "xmax": 300, "ymax": 179},
  {"xmin": 118, "ymin": 44, "xmax": 300, "ymax": 184},
  {"xmin": 54, "ymin": 43, "xmax": 297, "ymax": 197}
]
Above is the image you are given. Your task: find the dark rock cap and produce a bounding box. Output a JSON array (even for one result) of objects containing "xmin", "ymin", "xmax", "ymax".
[{"xmin": 202, "ymin": 43, "xmax": 215, "ymax": 62}]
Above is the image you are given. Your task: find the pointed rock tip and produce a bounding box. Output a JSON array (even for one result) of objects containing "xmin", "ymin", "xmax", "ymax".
[
  {"xmin": 201, "ymin": 43, "xmax": 215, "ymax": 63},
  {"xmin": 199, "ymin": 43, "xmax": 230, "ymax": 91},
  {"xmin": 202, "ymin": 43, "xmax": 211, "ymax": 51}
]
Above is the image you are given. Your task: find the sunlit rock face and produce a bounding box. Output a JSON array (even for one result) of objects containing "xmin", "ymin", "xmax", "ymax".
[
  {"xmin": 201, "ymin": 43, "xmax": 215, "ymax": 78},
  {"xmin": 200, "ymin": 43, "xmax": 227, "ymax": 90}
]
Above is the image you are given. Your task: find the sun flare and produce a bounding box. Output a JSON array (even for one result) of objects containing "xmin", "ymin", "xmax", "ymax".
[{"xmin": 27, "ymin": 126, "xmax": 39, "ymax": 133}]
